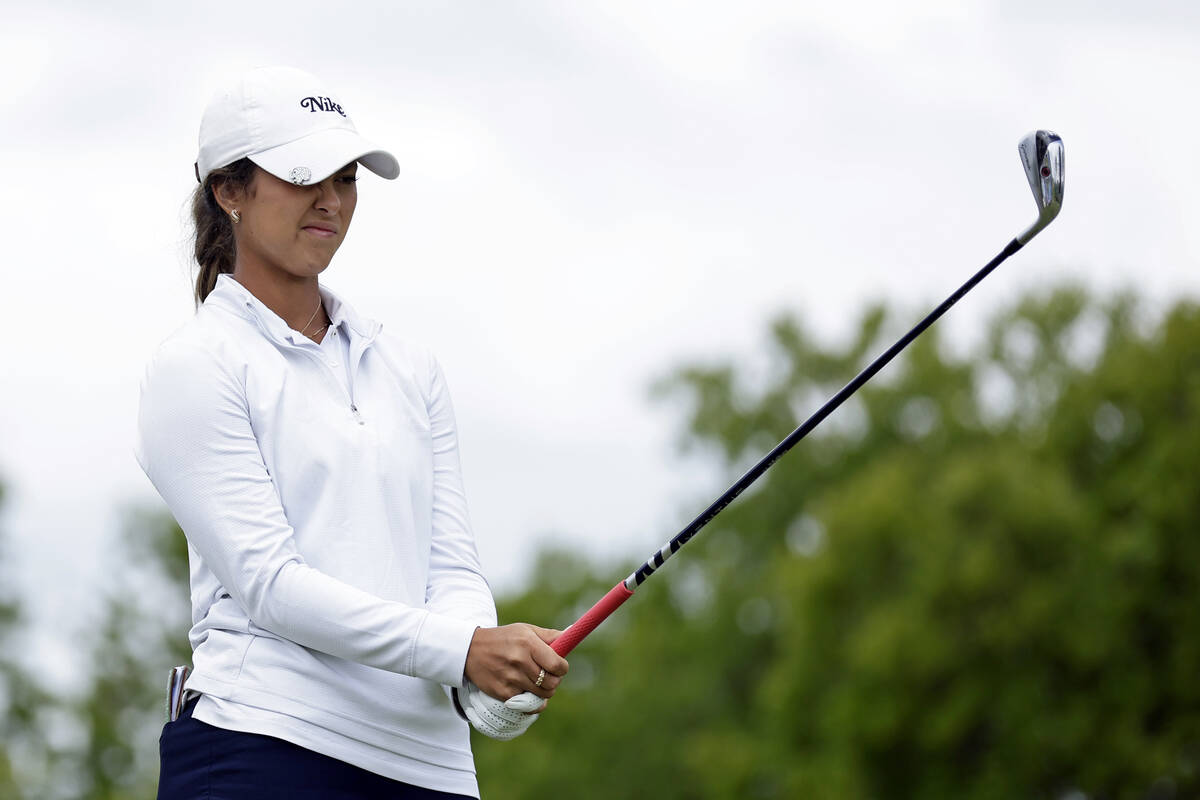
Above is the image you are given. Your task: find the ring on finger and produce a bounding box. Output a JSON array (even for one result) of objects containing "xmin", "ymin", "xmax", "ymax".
[{"xmin": 535, "ymin": 668, "xmax": 546, "ymax": 688}]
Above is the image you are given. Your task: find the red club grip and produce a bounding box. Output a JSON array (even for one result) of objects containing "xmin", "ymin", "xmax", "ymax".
[{"xmin": 550, "ymin": 581, "xmax": 634, "ymax": 657}]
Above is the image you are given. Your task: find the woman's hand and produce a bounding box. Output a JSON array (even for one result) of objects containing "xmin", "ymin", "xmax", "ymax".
[{"xmin": 464, "ymin": 624, "xmax": 569, "ymax": 706}]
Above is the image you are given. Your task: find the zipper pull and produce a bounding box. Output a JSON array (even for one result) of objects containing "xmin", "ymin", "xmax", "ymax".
[{"xmin": 351, "ymin": 403, "xmax": 365, "ymax": 425}]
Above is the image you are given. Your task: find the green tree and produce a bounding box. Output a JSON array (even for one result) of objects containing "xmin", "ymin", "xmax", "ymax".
[
  {"xmin": 474, "ymin": 287, "xmax": 1200, "ymax": 800},
  {"xmin": 62, "ymin": 510, "xmax": 190, "ymax": 800},
  {"xmin": 0, "ymin": 483, "xmax": 60, "ymax": 799}
]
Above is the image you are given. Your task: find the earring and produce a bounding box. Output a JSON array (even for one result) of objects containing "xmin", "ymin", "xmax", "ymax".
[{"xmin": 230, "ymin": 209, "xmax": 241, "ymax": 224}]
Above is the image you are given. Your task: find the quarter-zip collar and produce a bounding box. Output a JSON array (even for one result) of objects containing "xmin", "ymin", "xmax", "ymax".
[{"xmin": 207, "ymin": 273, "xmax": 382, "ymax": 348}]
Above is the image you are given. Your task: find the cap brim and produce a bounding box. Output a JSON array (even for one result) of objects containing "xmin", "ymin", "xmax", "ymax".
[{"xmin": 249, "ymin": 127, "xmax": 400, "ymax": 184}]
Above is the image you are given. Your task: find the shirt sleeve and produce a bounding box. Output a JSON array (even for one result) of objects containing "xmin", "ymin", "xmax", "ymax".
[
  {"xmin": 422, "ymin": 353, "xmax": 499, "ymax": 630},
  {"xmin": 135, "ymin": 337, "xmax": 477, "ymax": 687}
]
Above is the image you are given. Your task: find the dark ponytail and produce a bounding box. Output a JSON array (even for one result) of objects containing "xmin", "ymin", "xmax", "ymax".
[{"xmin": 191, "ymin": 158, "xmax": 257, "ymax": 306}]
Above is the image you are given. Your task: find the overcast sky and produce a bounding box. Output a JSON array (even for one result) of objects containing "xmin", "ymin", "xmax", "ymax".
[{"xmin": 3, "ymin": 0, "xmax": 1198, "ymax": 688}]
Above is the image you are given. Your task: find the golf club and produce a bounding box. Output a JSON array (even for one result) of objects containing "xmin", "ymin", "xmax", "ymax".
[{"xmin": 548, "ymin": 130, "xmax": 1065, "ymax": 659}]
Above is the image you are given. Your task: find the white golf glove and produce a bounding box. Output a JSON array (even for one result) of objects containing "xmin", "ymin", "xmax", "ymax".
[{"xmin": 453, "ymin": 680, "xmax": 542, "ymax": 741}]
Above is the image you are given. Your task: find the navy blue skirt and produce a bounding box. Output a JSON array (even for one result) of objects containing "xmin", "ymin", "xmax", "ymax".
[{"xmin": 157, "ymin": 698, "xmax": 475, "ymax": 800}]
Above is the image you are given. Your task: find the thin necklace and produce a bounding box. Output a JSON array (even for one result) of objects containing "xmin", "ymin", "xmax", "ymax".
[{"xmin": 299, "ymin": 296, "xmax": 328, "ymax": 340}]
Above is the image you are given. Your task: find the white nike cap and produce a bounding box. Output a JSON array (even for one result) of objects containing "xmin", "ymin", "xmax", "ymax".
[{"xmin": 195, "ymin": 66, "xmax": 400, "ymax": 186}]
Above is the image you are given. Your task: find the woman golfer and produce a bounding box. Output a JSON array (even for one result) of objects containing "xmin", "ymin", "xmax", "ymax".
[{"xmin": 137, "ymin": 66, "xmax": 567, "ymax": 799}]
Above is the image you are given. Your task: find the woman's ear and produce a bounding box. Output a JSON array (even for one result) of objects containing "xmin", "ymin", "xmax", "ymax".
[{"xmin": 211, "ymin": 177, "xmax": 246, "ymax": 216}]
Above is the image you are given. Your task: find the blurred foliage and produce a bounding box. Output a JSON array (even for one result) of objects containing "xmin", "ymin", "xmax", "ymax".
[
  {"xmin": 5, "ymin": 285, "xmax": 1197, "ymax": 799},
  {"xmin": 68, "ymin": 508, "xmax": 192, "ymax": 800},
  {"xmin": 0, "ymin": 483, "xmax": 58, "ymax": 799},
  {"xmin": 473, "ymin": 286, "xmax": 1200, "ymax": 800},
  {"xmin": 0, "ymin": 504, "xmax": 191, "ymax": 799}
]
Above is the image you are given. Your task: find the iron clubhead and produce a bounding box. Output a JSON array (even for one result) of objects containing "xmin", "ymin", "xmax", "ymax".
[{"xmin": 1016, "ymin": 130, "xmax": 1065, "ymax": 244}]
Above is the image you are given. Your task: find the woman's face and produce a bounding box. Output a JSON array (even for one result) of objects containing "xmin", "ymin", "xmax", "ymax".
[{"xmin": 223, "ymin": 162, "xmax": 359, "ymax": 281}]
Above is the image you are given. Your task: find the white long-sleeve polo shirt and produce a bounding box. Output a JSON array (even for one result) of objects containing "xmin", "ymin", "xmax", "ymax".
[{"xmin": 136, "ymin": 274, "xmax": 496, "ymax": 797}]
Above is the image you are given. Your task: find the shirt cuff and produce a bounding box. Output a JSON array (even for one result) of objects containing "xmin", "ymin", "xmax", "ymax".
[{"xmin": 412, "ymin": 612, "xmax": 478, "ymax": 687}]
